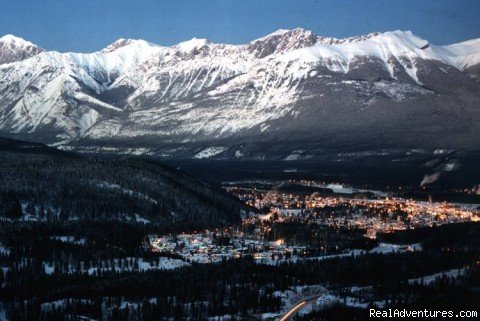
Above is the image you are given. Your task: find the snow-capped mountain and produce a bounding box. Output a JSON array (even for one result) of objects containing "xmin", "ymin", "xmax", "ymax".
[
  {"xmin": 0, "ymin": 34, "xmax": 44, "ymax": 64},
  {"xmin": 0, "ymin": 28, "xmax": 479, "ymax": 159}
]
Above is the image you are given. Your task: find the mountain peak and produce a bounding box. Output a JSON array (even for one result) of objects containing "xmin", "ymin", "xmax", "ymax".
[
  {"xmin": 1, "ymin": 34, "xmax": 30, "ymax": 43},
  {"xmin": 380, "ymin": 30, "xmax": 430, "ymax": 49},
  {"xmin": 254, "ymin": 28, "xmax": 316, "ymax": 42},
  {"xmin": 0, "ymin": 34, "xmax": 43, "ymax": 64},
  {"xmin": 102, "ymin": 38, "xmax": 154, "ymax": 53},
  {"xmin": 249, "ymin": 28, "xmax": 317, "ymax": 58},
  {"xmin": 0, "ymin": 34, "xmax": 41, "ymax": 48},
  {"xmin": 175, "ymin": 38, "xmax": 210, "ymax": 52}
]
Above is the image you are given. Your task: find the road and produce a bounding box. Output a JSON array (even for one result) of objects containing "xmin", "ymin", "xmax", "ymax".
[
  {"xmin": 279, "ymin": 301, "xmax": 307, "ymax": 321},
  {"xmin": 279, "ymin": 295, "xmax": 323, "ymax": 321}
]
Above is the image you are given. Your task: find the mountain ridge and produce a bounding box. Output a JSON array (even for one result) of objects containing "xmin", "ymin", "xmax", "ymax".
[
  {"xmin": 2, "ymin": 30, "xmax": 479, "ymax": 56},
  {"xmin": 4, "ymin": 29, "xmax": 479, "ymax": 56},
  {"xmin": 0, "ymin": 34, "xmax": 44, "ymax": 64},
  {"xmin": 0, "ymin": 29, "xmax": 479, "ymax": 160}
]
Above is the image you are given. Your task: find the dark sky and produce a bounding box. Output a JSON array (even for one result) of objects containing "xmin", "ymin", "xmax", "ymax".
[{"xmin": 1, "ymin": 0, "xmax": 479, "ymax": 52}]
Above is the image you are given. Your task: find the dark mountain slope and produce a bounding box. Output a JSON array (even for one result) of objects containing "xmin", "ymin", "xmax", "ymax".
[{"xmin": 0, "ymin": 137, "xmax": 243, "ymax": 229}]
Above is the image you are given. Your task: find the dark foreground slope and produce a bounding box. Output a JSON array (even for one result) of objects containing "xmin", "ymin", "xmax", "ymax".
[
  {"xmin": 0, "ymin": 137, "xmax": 242, "ymax": 229},
  {"xmin": 1, "ymin": 221, "xmax": 479, "ymax": 321}
]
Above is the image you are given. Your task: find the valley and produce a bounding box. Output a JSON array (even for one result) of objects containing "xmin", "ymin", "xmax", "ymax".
[{"xmin": 0, "ymin": 140, "xmax": 479, "ymax": 320}]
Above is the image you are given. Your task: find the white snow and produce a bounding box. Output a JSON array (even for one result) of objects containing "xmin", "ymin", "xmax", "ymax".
[
  {"xmin": 262, "ymin": 242, "xmax": 422, "ymax": 266},
  {"xmin": 176, "ymin": 38, "xmax": 210, "ymax": 52},
  {"xmin": 369, "ymin": 242, "xmax": 422, "ymax": 254},
  {"xmin": 134, "ymin": 214, "xmax": 150, "ymax": 224},
  {"xmin": 74, "ymin": 92, "xmax": 122, "ymax": 112},
  {"xmin": 0, "ymin": 244, "xmax": 10, "ymax": 256},
  {"xmin": 325, "ymin": 183, "xmax": 386, "ymax": 196},
  {"xmin": 280, "ymin": 30, "xmax": 479, "ymax": 84},
  {"xmin": 315, "ymin": 294, "xmax": 339, "ymax": 308},
  {"xmin": 40, "ymin": 299, "xmax": 93, "ymax": 312},
  {"xmin": 234, "ymin": 149, "xmax": 244, "ymax": 158},
  {"xmin": 50, "ymin": 236, "xmax": 86, "ymax": 246},
  {"xmin": 94, "ymin": 180, "xmax": 158, "ymax": 204},
  {"xmin": 439, "ymin": 38, "xmax": 480, "ymax": 69},
  {"xmin": 285, "ymin": 153, "xmax": 302, "ymax": 161},
  {"xmin": 194, "ymin": 146, "xmax": 227, "ymax": 159},
  {"xmin": 408, "ymin": 268, "xmax": 466, "ymax": 285},
  {"xmin": 77, "ymin": 108, "xmax": 100, "ymax": 135},
  {"xmin": 43, "ymin": 263, "xmax": 55, "ymax": 275},
  {"xmin": 0, "ymin": 34, "xmax": 40, "ymax": 51}
]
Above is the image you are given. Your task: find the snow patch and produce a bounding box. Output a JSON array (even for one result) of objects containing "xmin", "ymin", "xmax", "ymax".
[
  {"xmin": 194, "ymin": 146, "xmax": 227, "ymax": 159},
  {"xmin": 176, "ymin": 38, "xmax": 210, "ymax": 52},
  {"xmin": 135, "ymin": 214, "xmax": 150, "ymax": 224},
  {"xmin": 50, "ymin": 236, "xmax": 86, "ymax": 246}
]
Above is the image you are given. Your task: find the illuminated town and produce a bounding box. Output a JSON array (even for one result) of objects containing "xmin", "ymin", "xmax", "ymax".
[{"xmin": 144, "ymin": 180, "xmax": 480, "ymax": 263}]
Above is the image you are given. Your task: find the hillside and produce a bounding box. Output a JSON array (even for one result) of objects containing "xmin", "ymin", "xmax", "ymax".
[{"xmin": 0, "ymin": 137, "xmax": 242, "ymax": 228}]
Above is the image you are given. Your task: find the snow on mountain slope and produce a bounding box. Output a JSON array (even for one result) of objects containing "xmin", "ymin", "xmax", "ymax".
[
  {"xmin": 0, "ymin": 29, "xmax": 479, "ymax": 158},
  {"xmin": 176, "ymin": 38, "xmax": 210, "ymax": 52},
  {"xmin": 0, "ymin": 38, "xmax": 163, "ymax": 137},
  {"xmin": 0, "ymin": 34, "xmax": 44, "ymax": 64},
  {"xmin": 439, "ymin": 38, "xmax": 480, "ymax": 69},
  {"xmin": 280, "ymin": 30, "xmax": 480, "ymax": 83}
]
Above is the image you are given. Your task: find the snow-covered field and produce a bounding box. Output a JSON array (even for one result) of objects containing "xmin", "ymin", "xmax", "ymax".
[
  {"xmin": 258, "ymin": 243, "xmax": 422, "ymax": 266},
  {"xmin": 408, "ymin": 268, "xmax": 466, "ymax": 285},
  {"xmin": 369, "ymin": 242, "xmax": 422, "ymax": 254}
]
